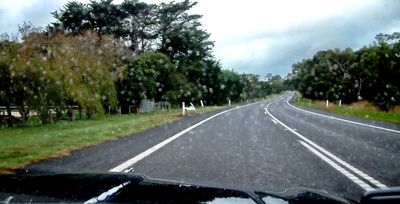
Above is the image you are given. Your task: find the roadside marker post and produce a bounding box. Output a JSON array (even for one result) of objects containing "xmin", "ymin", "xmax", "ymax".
[
  {"xmin": 182, "ymin": 102, "xmax": 185, "ymax": 115},
  {"xmin": 326, "ymin": 100, "xmax": 329, "ymax": 107},
  {"xmin": 339, "ymin": 100, "xmax": 342, "ymax": 107},
  {"xmin": 200, "ymin": 100, "xmax": 204, "ymax": 107},
  {"xmin": 228, "ymin": 99, "xmax": 231, "ymax": 106}
]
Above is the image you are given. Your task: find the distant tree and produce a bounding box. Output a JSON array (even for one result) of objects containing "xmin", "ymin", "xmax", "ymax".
[
  {"xmin": 240, "ymin": 74, "xmax": 264, "ymax": 100},
  {"xmin": 217, "ymin": 70, "xmax": 244, "ymax": 103},
  {"xmin": 155, "ymin": 0, "xmax": 199, "ymax": 58},
  {"xmin": 153, "ymin": 0, "xmax": 219, "ymax": 104},
  {"xmin": 121, "ymin": 0, "xmax": 158, "ymax": 52},
  {"xmin": 50, "ymin": 1, "xmax": 90, "ymax": 35},
  {"xmin": 288, "ymin": 32, "xmax": 400, "ymax": 111},
  {"xmin": 18, "ymin": 21, "xmax": 43, "ymax": 38},
  {"xmin": 289, "ymin": 48, "xmax": 358, "ymax": 102},
  {"xmin": 0, "ymin": 37, "xmax": 19, "ymax": 127},
  {"xmin": 118, "ymin": 52, "xmax": 175, "ymax": 112},
  {"xmin": 361, "ymin": 33, "xmax": 400, "ymax": 111},
  {"xmin": 11, "ymin": 31, "xmax": 125, "ymax": 123},
  {"xmin": 165, "ymin": 72, "xmax": 199, "ymax": 105},
  {"xmin": 268, "ymin": 74, "xmax": 284, "ymax": 94},
  {"xmin": 87, "ymin": 0, "xmax": 126, "ymax": 37},
  {"xmin": 50, "ymin": 0, "xmax": 125, "ymax": 38}
]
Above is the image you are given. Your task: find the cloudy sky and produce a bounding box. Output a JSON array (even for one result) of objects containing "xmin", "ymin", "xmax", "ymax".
[{"xmin": 1, "ymin": 0, "xmax": 399, "ymax": 77}]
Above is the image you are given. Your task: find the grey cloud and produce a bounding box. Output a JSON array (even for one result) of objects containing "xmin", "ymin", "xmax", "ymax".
[
  {"xmin": 23, "ymin": 1, "xmax": 62, "ymax": 28},
  {"xmin": 218, "ymin": 0, "xmax": 400, "ymax": 77},
  {"xmin": 0, "ymin": 0, "xmax": 62, "ymax": 34},
  {"xmin": 1, "ymin": 0, "xmax": 399, "ymax": 79}
]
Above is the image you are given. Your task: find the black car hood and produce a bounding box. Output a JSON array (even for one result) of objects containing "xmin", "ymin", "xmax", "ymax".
[{"xmin": 0, "ymin": 173, "xmax": 354, "ymax": 204}]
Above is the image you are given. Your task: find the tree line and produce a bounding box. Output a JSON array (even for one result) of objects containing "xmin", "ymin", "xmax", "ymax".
[
  {"xmin": 286, "ymin": 32, "xmax": 400, "ymax": 111},
  {"xmin": 0, "ymin": 0, "xmax": 284, "ymax": 127}
]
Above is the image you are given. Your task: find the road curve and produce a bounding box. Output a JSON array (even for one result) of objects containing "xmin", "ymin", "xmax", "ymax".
[
  {"xmin": 267, "ymin": 93, "xmax": 399, "ymax": 189},
  {"xmin": 24, "ymin": 92, "xmax": 400, "ymax": 201}
]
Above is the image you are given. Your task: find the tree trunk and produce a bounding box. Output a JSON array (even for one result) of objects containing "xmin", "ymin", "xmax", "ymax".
[
  {"xmin": 40, "ymin": 109, "xmax": 51, "ymax": 125},
  {"xmin": 357, "ymin": 78, "xmax": 365, "ymax": 98},
  {"xmin": 5, "ymin": 103, "xmax": 13, "ymax": 127},
  {"xmin": 55, "ymin": 107, "xmax": 62, "ymax": 122},
  {"xmin": 18, "ymin": 103, "xmax": 29, "ymax": 126},
  {"xmin": 67, "ymin": 107, "xmax": 76, "ymax": 121},
  {"xmin": 79, "ymin": 106, "xmax": 82, "ymax": 120}
]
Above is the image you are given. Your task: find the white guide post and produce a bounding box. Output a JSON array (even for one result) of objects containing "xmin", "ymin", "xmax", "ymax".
[{"xmin": 182, "ymin": 102, "xmax": 185, "ymax": 115}]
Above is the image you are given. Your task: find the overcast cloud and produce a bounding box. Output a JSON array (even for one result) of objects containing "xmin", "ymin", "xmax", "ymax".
[{"xmin": 1, "ymin": 0, "xmax": 399, "ymax": 77}]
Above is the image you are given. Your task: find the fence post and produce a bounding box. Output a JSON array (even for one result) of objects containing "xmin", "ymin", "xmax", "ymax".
[{"xmin": 182, "ymin": 102, "xmax": 185, "ymax": 116}]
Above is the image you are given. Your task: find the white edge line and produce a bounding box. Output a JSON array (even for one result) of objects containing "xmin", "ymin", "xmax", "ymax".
[
  {"xmin": 265, "ymin": 98, "xmax": 387, "ymax": 189},
  {"xmin": 286, "ymin": 93, "xmax": 400, "ymax": 134},
  {"xmin": 299, "ymin": 141, "xmax": 374, "ymax": 191},
  {"xmin": 109, "ymin": 98, "xmax": 278, "ymax": 172}
]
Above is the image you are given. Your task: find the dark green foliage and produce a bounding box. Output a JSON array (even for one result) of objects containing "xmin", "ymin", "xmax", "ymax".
[
  {"xmin": 50, "ymin": 1, "xmax": 91, "ymax": 34},
  {"xmin": 288, "ymin": 32, "xmax": 400, "ymax": 111},
  {"xmin": 1, "ymin": 0, "xmax": 275, "ymax": 126},
  {"xmin": 0, "ymin": 39, "xmax": 19, "ymax": 127},
  {"xmin": 118, "ymin": 52, "xmax": 174, "ymax": 112}
]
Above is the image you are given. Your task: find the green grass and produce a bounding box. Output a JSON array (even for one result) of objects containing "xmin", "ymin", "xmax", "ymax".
[
  {"xmin": 293, "ymin": 93, "xmax": 400, "ymax": 124},
  {"xmin": 0, "ymin": 106, "xmax": 224, "ymax": 172}
]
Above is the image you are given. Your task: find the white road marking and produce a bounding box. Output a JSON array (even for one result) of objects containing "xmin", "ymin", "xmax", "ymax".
[
  {"xmin": 271, "ymin": 119, "xmax": 278, "ymax": 124},
  {"xmin": 264, "ymin": 98, "xmax": 387, "ymax": 190},
  {"xmin": 299, "ymin": 141, "xmax": 374, "ymax": 191},
  {"xmin": 109, "ymin": 99, "xmax": 277, "ymax": 172},
  {"xmin": 286, "ymin": 93, "xmax": 400, "ymax": 134},
  {"xmin": 84, "ymin": 181, "xmax": 131, "ymax": 204}
]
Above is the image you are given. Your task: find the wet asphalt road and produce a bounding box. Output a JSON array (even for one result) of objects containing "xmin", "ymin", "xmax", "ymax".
[{"xmin": 25, "ymin": 92, "xmax": 400, "ymax": 201}]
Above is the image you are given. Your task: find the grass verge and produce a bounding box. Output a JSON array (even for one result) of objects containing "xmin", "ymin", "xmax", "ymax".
[
  {"xmin": 292, "ymin": 93, "xmax": 400, "ymax": 124},
  {"xmin": 0, "ymin": 106, "xmax": 224, "ymax": 172}
]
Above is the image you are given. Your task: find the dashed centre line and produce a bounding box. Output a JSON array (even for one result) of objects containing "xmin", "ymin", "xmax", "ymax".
[{"xmin": 264, "ymin": 95, "xmax": 387, "ymax": 191}]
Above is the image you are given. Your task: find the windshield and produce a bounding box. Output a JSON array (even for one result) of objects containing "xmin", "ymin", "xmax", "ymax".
[{"xmin": 0, "ymin": 0, "xmax": 399, "ymax": 202}]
